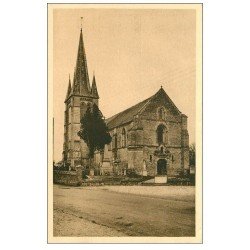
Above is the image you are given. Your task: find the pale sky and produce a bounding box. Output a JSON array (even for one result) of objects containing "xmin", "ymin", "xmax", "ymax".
[{"xmin": 53, "ymin": 7, "xmax": 196, "ymax": 162}]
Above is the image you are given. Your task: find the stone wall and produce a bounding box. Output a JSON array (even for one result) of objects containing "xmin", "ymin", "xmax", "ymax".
[
  {"xmin": 141, "ymin": 146, "xmax": 183, "ymax": 176},
  {"xmin": 94, "ymin": 90, "xmax": 189, "ymax": 177},
  {"xmin": 53, "ymin": 166, "xmax": 83, "ymax": 186},
  {"xmin": 127, "ymin": 149, "xmax": 143, "ymax": 173}
]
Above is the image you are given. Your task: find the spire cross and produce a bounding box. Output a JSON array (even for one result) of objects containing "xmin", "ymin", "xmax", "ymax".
[{"xmin": 80, "ymin": 17, "xmax": 83, "ymax": 30}]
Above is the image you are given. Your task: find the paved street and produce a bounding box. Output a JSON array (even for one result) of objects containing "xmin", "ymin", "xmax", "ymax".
[{"xmin": 53, "ymin": 185, "xmax": 195, "ymax": 237}]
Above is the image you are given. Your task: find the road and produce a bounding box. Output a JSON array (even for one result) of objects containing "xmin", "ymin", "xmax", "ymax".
[{"xmin": 53, "ymin": 185, "xmax": 195, "ymax": 237}]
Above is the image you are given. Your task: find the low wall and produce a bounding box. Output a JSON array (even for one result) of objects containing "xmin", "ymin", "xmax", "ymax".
[
  {"xmin": 155, "ymin": 175, "xmax": 168, "ymax": 184},
  {"xmin": 53, "ymin": 166, "xmax": 83, "ymax": 186}
]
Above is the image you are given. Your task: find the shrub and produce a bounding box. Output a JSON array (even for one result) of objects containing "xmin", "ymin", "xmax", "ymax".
[
  {"xmin": 126, "ymin": 168, "xmax": 140, "ymax": 178},
  {"xmin": 76, "ymin": 181, "xmax": 82, "ymax": 186}
]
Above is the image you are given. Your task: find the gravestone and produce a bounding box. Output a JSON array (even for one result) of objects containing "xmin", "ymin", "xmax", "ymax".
[{"xmin": 142, "ymin": 161, "xmax": 148, "ymax": 176}]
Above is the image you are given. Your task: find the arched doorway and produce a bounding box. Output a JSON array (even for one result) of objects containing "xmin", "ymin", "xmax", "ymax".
[{"xmin": 157, "ymin": 159, "xmax": 167, "ymax": 175}]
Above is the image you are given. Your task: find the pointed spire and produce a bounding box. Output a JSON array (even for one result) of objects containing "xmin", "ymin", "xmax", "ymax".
[
  {"xmin": 91, "ymin": 73, "xmax": 99, "ymax": 99},
  {"xmin": 65, "ymin": 74, "xmax": 72, "ymax": 101},
  {"xmin": 72, "ymin": 25, "xmax": 91, "ymax": 96}
]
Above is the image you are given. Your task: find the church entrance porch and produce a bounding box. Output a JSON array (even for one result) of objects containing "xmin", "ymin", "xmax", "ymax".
[{"xmin": 157, "ymin": 159, "xmax": 167, "ymax": 175}]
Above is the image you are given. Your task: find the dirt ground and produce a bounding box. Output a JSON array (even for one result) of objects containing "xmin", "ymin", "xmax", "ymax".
[
  {"xmin": 54, "ymin": 208, "xmax": 126, "ymax": 236},
  {"xmin": 53, "ymin": 185, "xmax": 195, "ymax": 237}
]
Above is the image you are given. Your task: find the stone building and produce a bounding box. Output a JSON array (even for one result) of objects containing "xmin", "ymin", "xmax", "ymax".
[
  {"xmin": 95, "ymin": 87, "xmax": 189, "ymax": 177},
  {"xmin": 63, "ymin": 28, "xmax": 190, "ymax": 177},
  {"xmin": 63, "ymin": 28, "xmax": 99, "ymax": 167}
]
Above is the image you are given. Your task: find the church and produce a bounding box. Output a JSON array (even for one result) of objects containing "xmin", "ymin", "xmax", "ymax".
[{"xmin": 63, "ymin": 28, "xmax": 190, "ymax": 177}]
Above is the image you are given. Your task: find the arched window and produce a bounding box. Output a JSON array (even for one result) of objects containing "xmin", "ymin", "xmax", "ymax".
[
  {"xmin": 156, "ymin": 124, "xmax": 166, "ymax": 145},
  {"xmin": 122, "ymin": 128, "xmax": 126, "ymax": 147},
  {"xmin": 158, "ymin": 107, "xmax": 165, "ymax": 120},
  {"xmin": 113, "ymin": 134, "xmax": 118, "ymax": 159},
  {"xmin": 114, "ymin": 134, "xmax": 117, "ymax": 149}
]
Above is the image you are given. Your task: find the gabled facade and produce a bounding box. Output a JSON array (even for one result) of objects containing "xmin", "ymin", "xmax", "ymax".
[
  {"xmin": 63, "ymin": 29, "xmax": 99, "ymax": 167},
  {"xmin": 95, "ymin": 87, "xmax": 189, "ymax": 177}
]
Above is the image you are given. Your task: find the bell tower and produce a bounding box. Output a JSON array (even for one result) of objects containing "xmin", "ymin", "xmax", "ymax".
[{"xmin": 63, "ymin": 26, "xmax": 99, "ymax": 167}]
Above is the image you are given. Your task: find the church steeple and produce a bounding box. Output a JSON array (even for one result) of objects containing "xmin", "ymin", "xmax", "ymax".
[
  {"xmin": 65, "ymin": 74, "xmax": 72, "ymax": 101},
  {"xmin": 91, "ymin": 73, "xmax": 99, "ymax": 99},
  {"xmin": 72, "ymin": 27, "xmax": 91, "ymax": 96},
  {"xmin": 63, "ymin": 22, "xmax": 100, "ymax": 167}
]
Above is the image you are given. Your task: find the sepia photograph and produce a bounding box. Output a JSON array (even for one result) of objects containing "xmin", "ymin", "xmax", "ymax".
[
  {"xmin": 48, "ymin": 3, "xmax": 202, "ymax": 243},
  {"xmin": 2, "ymin": 0, "xmax": 250, "ymax": 249}
]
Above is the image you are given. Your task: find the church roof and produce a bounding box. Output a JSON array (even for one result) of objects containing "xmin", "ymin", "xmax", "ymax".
[
  {"xmin": 106, "ymin": 87, "xmax": 182, "ymax": 130},
  {"xmin": 72, "ymin": 28, "xmax": 91, "ymax": 96},
  {"xmin": 65, "ymin": 27, "xmax": 99, "ymax": 102},
  {"xmin": 106, "ymin": 97, "xmax": 151, "ymax": 129}
]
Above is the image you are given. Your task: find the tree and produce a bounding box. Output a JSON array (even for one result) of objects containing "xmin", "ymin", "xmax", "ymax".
[
  {"xmin": 78, "ymin": 103, "xmax": 112, "ymax": 167},
  {"xmin": 189, "ymin": 143, "xmax": 196, "ymax": 166}
]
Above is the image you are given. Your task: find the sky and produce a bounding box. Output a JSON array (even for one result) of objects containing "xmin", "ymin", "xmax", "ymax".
[{"xmin": 53, "ymin": 7, "xmax": 196, "ymax": 162}]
